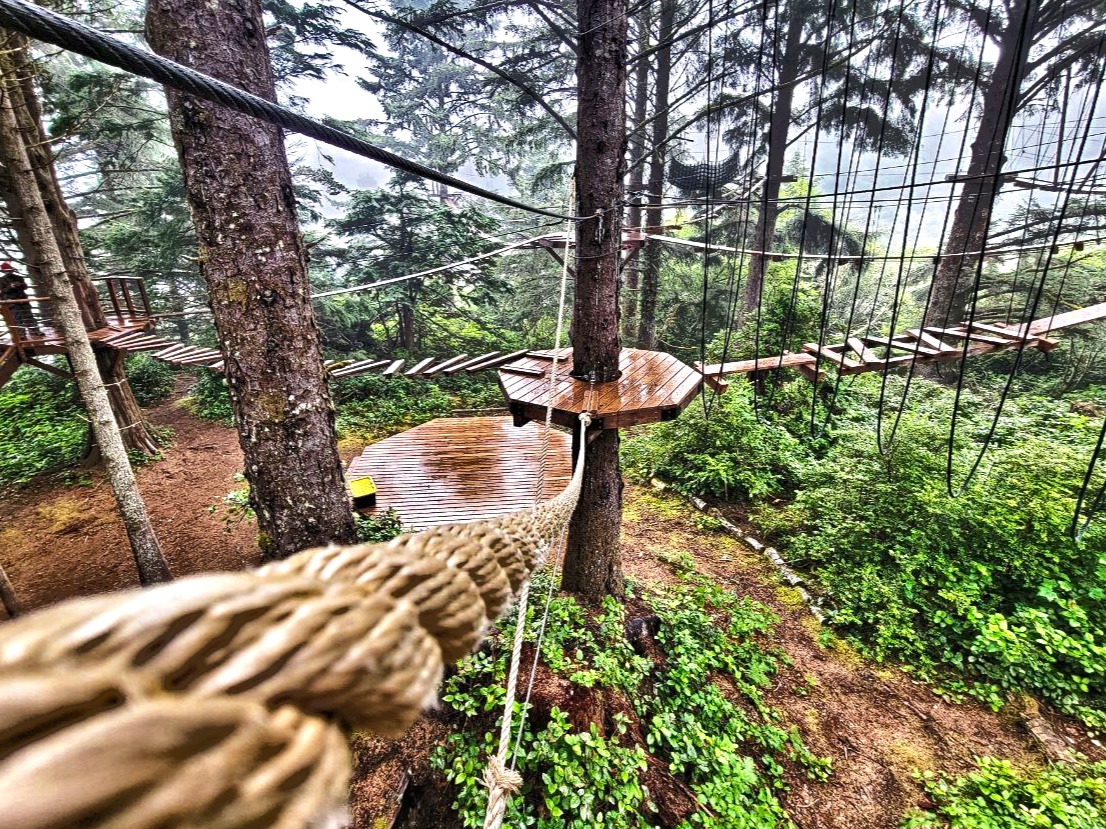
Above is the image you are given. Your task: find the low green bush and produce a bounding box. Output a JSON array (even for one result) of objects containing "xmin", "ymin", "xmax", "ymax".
[
  {"xmin": 187, "ymin": 368, "xmax": 234, "ymax": 423},
  {"xmin": 431, "ymin": 575, "xmax": 829, "ymax": 828},
  {"xmin": 0, "ymin": 365, "xmax": 85, "ymax": 487},
  {"xmin": 334, "ymin": 371, "xmax": 501, "ymax": 442},
  {"xmin": 902, "ymin": 758, "xmax": 1106, "ymax": 828},
  {"xmin": 622, "ymin": 384, "xmax": 809, "ymax": 500},
  {"xmin": 753, "ymin": 383, "xmax": 1106, "ymax": 727},
  {"xmin": 123, "ymin": 353, "xmax": 176, "ymax": 407}
]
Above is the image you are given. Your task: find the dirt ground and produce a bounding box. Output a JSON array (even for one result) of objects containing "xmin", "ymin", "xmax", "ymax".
[
  {"xmin": 1, "ymin": 395, "xmax": 1099, "ymax": 827},
  {"xmin": 0, "ymin": 381, "xmax": 264, "ymax": 612}
]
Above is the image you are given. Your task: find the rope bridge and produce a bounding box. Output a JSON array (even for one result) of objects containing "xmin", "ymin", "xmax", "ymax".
[{"xmin": 0, "ymin": 412, "xmax": 590, "ymax": 829}]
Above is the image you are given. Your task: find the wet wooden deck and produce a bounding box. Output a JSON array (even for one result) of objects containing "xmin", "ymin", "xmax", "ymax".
[
  {"xmin": 498, "ymin": 347, "xmax": 703, "ymax": 430},
  {"xmin": 346, "ymin": 416, "xmax": 572, "ymax": 530}
]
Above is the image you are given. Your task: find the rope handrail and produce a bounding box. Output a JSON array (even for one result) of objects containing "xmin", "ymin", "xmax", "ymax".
[{"xmin": 0, "ymin": 411, "xmax": 591, "ymax": 829}]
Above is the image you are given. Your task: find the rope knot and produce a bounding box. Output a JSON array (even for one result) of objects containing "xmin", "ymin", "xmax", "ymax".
[{"xmin": 483, "ymin": 757, "xmax": 523, "ymax": 794}]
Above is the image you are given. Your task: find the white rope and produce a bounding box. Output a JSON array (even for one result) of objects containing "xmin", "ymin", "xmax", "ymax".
[{"xmin": 483, "ymin": 175, "xmax": 576, "ymax": 829}]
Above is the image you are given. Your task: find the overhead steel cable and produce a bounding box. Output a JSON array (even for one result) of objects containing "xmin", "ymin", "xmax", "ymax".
[{"xmin": 0, "ymin": 0, "xmax": 574, "ymax": 221}]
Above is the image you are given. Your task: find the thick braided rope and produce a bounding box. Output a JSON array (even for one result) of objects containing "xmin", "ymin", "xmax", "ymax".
[{"xmin": 0, "ymin": 413, "xmax": 591, "ymax": 829}]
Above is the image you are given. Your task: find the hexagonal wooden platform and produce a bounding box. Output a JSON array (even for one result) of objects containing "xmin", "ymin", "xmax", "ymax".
[
  {"xmin": 346, "ymin": 416, "xmax": 571, "ymax": 529},
  {"xmin": 498, "ymin": 347, "xmax": 703, "ymax": 430}
]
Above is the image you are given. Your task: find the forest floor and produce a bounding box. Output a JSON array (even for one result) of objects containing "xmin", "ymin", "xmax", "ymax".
[{"xmin": 0, "ymin": 387, "xmax": 1097, "ymax": 827}]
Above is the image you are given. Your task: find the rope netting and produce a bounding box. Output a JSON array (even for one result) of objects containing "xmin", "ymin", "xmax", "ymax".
[{"xmin": 0, "ymin": 411, "xmax": 590, "ymax": 829}]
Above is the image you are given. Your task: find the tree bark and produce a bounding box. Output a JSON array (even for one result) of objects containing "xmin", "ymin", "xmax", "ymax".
[
  {"xmin": 562, "ymin": 0, "xmax": 628, "ymax": 602},
  {"xmin": 636, "ymin": 0, "xmax": 675, "ymax": 350},
  {"xmin": 622, "ymin": 5, "xmax": 651, "ymax": 341},
  {"xmin": 146, "ymin": 0, "xmax": 356, "ymax": 560},
  {"xmin": 924, "ymin": 0, "xmax": 1035, "ymax": 328},
  {"xmin": 742, "ymin": 13, "xmax": 803, "ymax": 319},
  {"xmin": 0, "ymin": 36, "xmax": 159, "ymax": 454},
  {"xmin": 0, "ymin": 53, "xmax": 171, "ymax": 585}
]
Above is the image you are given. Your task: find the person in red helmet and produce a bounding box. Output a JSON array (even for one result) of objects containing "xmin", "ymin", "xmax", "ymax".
[{"xmin": 0, "ymin": 261, "xmax": 43, "ymax": 339}]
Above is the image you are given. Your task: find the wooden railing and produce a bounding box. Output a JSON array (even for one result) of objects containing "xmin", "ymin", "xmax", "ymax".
[
  {"xmin": 0, "ymin": 296, "xmax": 52, "ymax": 357},
  {"xmin": 94, "ymin": 276, "xmax": 152, "ymax": 323}
]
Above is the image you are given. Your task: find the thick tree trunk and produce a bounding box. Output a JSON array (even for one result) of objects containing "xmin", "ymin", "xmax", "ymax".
[
  {"xmin": 622, "ymin": 6, "xmax": 651, "ymax": 341},
  {"xmin": 146, "ymin": 0, "xmax": 356, "ymax": 560},
  {"xmin": 562, "ymin": 0, "xmax": 628, "ymax": 602},
  {"xmin": 742, "ymin": 14, "xmax": 803, "ymax": 319},
  {"xmin": 1, "ymin": 37, "xmax": 159, "ymax": 453},
  {"xmin": 636, "ymin": 0, "xmax": 675, "ymax": 350},
  {"xmin": 0, "ymin": 55, "xmax": 170, "ymax": 585},
  {"xmin": 925, "ymin": 0, "xmax": 1035, "ymax": 328}
]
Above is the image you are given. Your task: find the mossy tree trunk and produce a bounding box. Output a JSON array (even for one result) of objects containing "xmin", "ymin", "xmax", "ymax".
[{"xmin": 146, "ymin": 0, "xmax": 357, "ymax": 560}]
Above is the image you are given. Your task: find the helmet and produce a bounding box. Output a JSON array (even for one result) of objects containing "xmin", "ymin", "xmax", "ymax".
[{"xmin": 0, "ymin": 262, "xmax": 12, "ymax": 271}]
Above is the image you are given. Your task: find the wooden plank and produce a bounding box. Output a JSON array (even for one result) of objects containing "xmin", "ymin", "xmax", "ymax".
[
  {"xmin": 862, "ymin": 335, "xmax": 939, "ymax": 355},
  {"xmin": 330, "ymin": 358, "xmax": 391, "ymax": 378},
  {"xmin": 500, "ymin": 364, "xmax": 546, "ymax": 377},
  {"xmin": 905, "ymin": 328, "xmax": 956, "ymax": 352},
  {"xmin": 965, "ymin": 321, "xmax": 1027, "ymax": 340},
  {"xmin": 803, "ymin": 343, "xmax": 862, "ymax": 370},
  {"xmin": 422, "ymin": 354, "xmax": 469, "ymax": 377},
  {"xmin": 153, "ymin": 343, "xmax": 192, "ymax": 359},
  {"xmin": 382, "ymin": 359, "xmax": 406, "ymax": 377},
  {"xmin": 700, "ymin": 352, "xmax": 817, "ymax": 376},
  {"xmin": 465, "ymin": 349, "xmax": 531, "ymax": 373},
  {"xmin": 1027, "ymin": 301, "xmax": 1106, "ymax": 335},
  {"xmin": 176, "ymin": 350, "xmax": 224, "ymax": 365},
  {"xmin": 922, "ymin": 326, "xmax": 1012, "ymax": 347},
  {"xmin": 443, "ymin": 351, "xmax": 499, "ymax": 375},
  {"xmin": 846, "ymin": 336, "xmax": 881, "ymax": 363},
  {"xmin": 403, "ymin": 357, "xmax": 437, "ymax": 377}
]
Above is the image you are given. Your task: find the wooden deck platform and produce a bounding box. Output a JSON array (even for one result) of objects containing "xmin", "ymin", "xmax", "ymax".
[
  {"xmin": 345, "ymin": 416, "xmax": 571, "ymax": 530},
  {"xmin": 499, "ymin": 347, "xmax": 703, "ymax": 430}
]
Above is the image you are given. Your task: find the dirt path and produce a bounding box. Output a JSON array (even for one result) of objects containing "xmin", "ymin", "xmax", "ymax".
[
  {"xmin": 622, "ymin": 485, "xmax": 1095, "ymax": 829},
  {"xmin": 0, "ymin": 383, "xmax": 261, "ymax": 612}
]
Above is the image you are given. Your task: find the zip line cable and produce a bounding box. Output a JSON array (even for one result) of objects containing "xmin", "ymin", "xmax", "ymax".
[{"xmin": 0, "ymin": 0, "xmax": 574, "ymax": 221}]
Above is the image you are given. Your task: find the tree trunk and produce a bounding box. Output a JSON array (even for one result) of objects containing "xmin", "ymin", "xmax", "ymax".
[
  {"xmin": 622, "ymin": 5, "xmax": 651, "ymax": 341},
  {"xmin": 400, "ymin": 301, "xmax": 416, "ymax": 352},
  {"xmin": 0, "ymin": 561, "xmax": 22, "ymax": 619},
  {"xmin": 0, "ymin": 52, "xmax": 171, "ymax": 585},
  {"xmin": 742, "ymin": 13, "xmax": 803, "ymax": 318},
  {"xmin": 2, "ymin": 36, "xmax": 159, "ymax": 454},
  {"xmin": 924, "ymin": 0, "xmax": 1035, "ymax": 328},
  {"xmin": 146, "ymin": 0, "xmax": 356, "ymax": 560},
  {"xmin": 636, "ymin": 0, "xmax": 675, "ymax": 350},
  {"xmin": 562, "ymin": 0, "xmax": 628, "ymax": 602}
]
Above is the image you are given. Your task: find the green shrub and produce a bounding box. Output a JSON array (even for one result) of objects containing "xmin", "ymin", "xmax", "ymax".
[
  {"xmin": 431, "ymin": 575, "xmax": 829, "ymax": 828},
  {"xmin": 334, "ymin": 371, "xmax": 501, "ymax": 442},
  {"xmin": 622, "ymin": 384, "xmax": 809, "ymax": 500},
  {"xmin": 187, "ymin": 368, "xmax": 234, "ymax": 423},
  {"xmin": 354, "ymin": 508, "xmax": 402, "ymax": 542},
  {"xmin": 123, "ymin": 354, "xmax": 176, "ymax": 407},
  {"xmin": 902, "ymin": 758, "xmax": 1106, "ymax": 828},
  {"xmin": 0, "ymin": 364, "xmax": 86, "ymax": 487},
  {"xmin": 757, "ymin": 383, "xmax": 1106, "ymax": 726}
]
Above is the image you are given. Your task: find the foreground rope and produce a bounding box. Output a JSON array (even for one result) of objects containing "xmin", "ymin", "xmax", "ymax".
[{"xmin": 0, "ymin": 412, "xmax": 591, "ymax": 829}]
